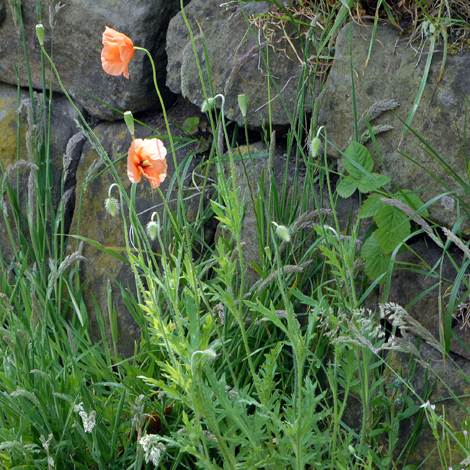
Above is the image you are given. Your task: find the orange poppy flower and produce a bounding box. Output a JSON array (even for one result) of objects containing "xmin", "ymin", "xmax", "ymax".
[
  {"xmin": 127, "ymin": 139, "xmax": 168, "ymax": 189},
  {"xmin": 101, "ymin": 26, "xmax": 135, "ymax": 79}
]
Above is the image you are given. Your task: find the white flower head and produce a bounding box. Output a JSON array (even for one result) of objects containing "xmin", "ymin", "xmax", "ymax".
[
  {"xmin": 74, "ymin": 402, "xmax": 96, "ymax": 433},
  {"xmin": 81, "ymin": 410, "xmax": 96, "ymax": 433},
  {"xmin": 420, "ymin": 400, "xmax": 436, "ymax": 410},
  {"xmin": 140, "ymin": 434, "xmax": 166, "ymax": 466}
]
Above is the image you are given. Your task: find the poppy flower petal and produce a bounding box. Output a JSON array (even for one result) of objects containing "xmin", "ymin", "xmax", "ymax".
[
  {"xmin": 127, "ymin": 138, "xmax": 168, "ymax": 188},
  {"xmin": 127, "ymin": 140, "xmax": 142, "ymax": 184},
  {"xmin": 143, "ymin": 159, "xmax": 168, "ymax": 189},
  {"xmin": 101, "ymin": 27, "xmax": 135, "ymax": 78}
]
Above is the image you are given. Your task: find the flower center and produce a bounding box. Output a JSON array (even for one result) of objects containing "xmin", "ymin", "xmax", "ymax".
[{"xmin": 140, "ymin": 160, "xmax": 150, "ymax": 168}]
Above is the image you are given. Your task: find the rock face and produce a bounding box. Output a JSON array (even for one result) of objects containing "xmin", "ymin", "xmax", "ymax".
[
  {"xmin": 386, "ymin": 237, "xmax": 470, "ymax": 360},
  {"xmin": 388, "ymin": 338, "xmax": 470, "ymax": 469},
  {"xmin": 318, "ymin": 22, "xmax": 470, "ymax": 233},
  {"xmin": 0, "ymin": 1, "xmax": 180, "ymax": 120},
  {"xmin": 0, "ymin": 82, "xmax": 82, "ymax": 263},
  {"xmin": 166, "ymin": 0, "xmax": 312, "ymax": 128}
]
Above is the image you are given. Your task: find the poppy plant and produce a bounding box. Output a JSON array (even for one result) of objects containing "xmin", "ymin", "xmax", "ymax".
[
  {"xmin": 127, "ymin": 139, "xmax": 168, "ymax": 189},
  {"xmin": 101, "ymin": 26, "xmax": 135, "ymax": 78}
]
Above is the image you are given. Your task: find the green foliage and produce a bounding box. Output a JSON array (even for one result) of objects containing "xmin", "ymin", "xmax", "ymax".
[
  {"xmin": 336, "ymin": 142, "xmax": 391, "ymax": 198},
  {"xmin": 337, "ymin": 141, "xmax": 430, "ymax": 281},
  {"xmin": 182, "ymin": 116, "xmax": 199, "ymax": 135}
]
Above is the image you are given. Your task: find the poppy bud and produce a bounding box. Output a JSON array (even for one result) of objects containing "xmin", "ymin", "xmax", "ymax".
[
  {"xmin": 201, "ymin": 98, "xmax": 216, "ymax": 112},
  {"xmin": 104, "ymin": 197, "xmax": 119, "ymax": 217},
  {"xmin": 202, "ymin": 348, "xmax": 217, "ymax": 361},
  {"xmin": 124, "ymin": 111, "xmax": 135, "ymax": 139},
  {"xmin": 36, "ymin": 24, "xmax": 45, "ymax": 46},
  {"xmin": 273, "ymin": 222, "xmax": 290, "ymax": 242},
  {"xmin": 146, "ymin": 221, "xmax": 160, "ymax": 241},
  {"xmin": 238, "ymin": 94, "xmax": 247, "ymax": 118},
  {"xmin": 264, "ymin": 245, "xmax": 272, "ymax": 261},
  {"xmin": 309, "ymin": 136, "xmax": 321, "ymax": 158}
]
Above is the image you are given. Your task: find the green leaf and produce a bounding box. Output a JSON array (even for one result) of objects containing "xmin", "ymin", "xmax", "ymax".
[
  {"xmin": 396, "ymin": 404, "xmax": 421, "ymax": 420},
  {"xmin": 358, "ymin": 193, "xmax": 388, "ymax": 218},
  {"xmin": 337, "ymin": 177, "xmax": 358, "ymax": 198},
  {"xmin": 183, "ymin": 117, "xmax": 199, "ymax": 134},
  {"xmin": 395, "ymin": 190, "xmax": 429, "ymax": 218},
  {"xmin": 357, "ymin": 173, "xmax": 391, "ymax": 193},
  {"xmin": 362, "ymin": 234, "xmax": 391, "ymax": 281},
  {"xmin": 343, "ymin": 141, "xmax": 374, "ymax": 179},
  {"xmin": 374, "ymin": 205, "xmax": 410, "ymax": 254}
]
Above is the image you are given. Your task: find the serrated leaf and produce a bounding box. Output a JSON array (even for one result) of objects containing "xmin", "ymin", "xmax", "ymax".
[
  {"xmin": 337, "ymin": 177, "xmax": 358, "ymax": 198},
  {"xmin": 357, "ymin": 173, "xmax": 391, "ymax": 193},
  {"xmin": 358, "ymin": 193, "xmax": 388, "ymax": 218},
  {"xmin": 361, "ymin": 234, "xmax": 391, "ymax": 282},
  {"xmin": 343, "ymin": 141, "xmax": 374, "ymax": 179},
  {"xmin": 374, "ymin": 206, "xmax": 410, "ymax": 254},
  {"xmin": 394, "ymin": 190, "xmax": 429, "ymax": 218}
]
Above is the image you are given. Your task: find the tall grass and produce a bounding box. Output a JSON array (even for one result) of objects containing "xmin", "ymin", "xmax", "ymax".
[{"xmin": 1, "ymin": 1, "xmax": 470, "ymax": 469}]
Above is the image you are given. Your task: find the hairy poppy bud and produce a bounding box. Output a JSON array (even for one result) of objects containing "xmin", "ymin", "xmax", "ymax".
[
  {"xmin": 104, "ymin": 197, "xmax": 119, "ymax": 217},
  {"xmin": 202, "ymin": 348, "xmax": 217, "ymax": 360},
  {"xmin": 276, "ymin": 225, "xmax": 290, "ymax": 242},
  {"xmin": 309, "ymin": 136, "xmax": 321, "ymax": 158},
  {"xmin": 201, "ymin": 98, "xmax": 216, "ymax": 112},
  {"xmin": 272, "ymin": 222, "xmax": 290, "ymax": 242},
  {"xmin": 146, "ymin": 221, "xmax": 160, "ymax": 241}
]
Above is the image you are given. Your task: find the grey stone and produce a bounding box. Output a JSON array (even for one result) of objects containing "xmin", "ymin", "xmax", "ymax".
[
  {"xmin": 388, "ymin": 338, "xmax": 470, "ymax": 469},
  {"xmin": 318, "ymin": 22, "xmax": 470, "ymax": 233},
  {"xmin": 386, "ymin": 237, "xmax": 470, "ymax": 360},
  {"xmin": 0, "ymin": 82, "xmax": 82, "ymax": 263},
  {"xmin": 0, "ymin": 1, "xmax": 180, "ymax": 120},
  {"xmin": 166, "ymin": 0, "xmax": 312, "ymax": 128}
]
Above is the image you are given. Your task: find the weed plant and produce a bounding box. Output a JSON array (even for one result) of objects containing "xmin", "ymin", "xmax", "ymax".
[{"xmin": 1, "ymin": 1, "xmax": 470, "ymax": 469}]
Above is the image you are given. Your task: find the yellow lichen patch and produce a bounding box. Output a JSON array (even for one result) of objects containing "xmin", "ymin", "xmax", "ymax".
[{"xmin": 0, "ymin": 96, "xmax": 28, "ymax": 166}]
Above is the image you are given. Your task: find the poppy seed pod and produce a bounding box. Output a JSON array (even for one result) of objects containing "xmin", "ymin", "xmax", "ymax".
[
  {"xmin": 36, "ymin": 24, "xmax": 45, "ymax": 46},
  {"xmin": 124, "ymin": 111, "xmax": 135, "ymax": 139},
  {"xmin": 238, "ymin": 94, "xmax": 247, "ymax": 118}
]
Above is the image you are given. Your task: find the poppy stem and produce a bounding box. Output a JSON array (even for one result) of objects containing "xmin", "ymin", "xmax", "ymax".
[{"xmin": 133, "ymin": 46, "xmax": 187, "ymax": 230}]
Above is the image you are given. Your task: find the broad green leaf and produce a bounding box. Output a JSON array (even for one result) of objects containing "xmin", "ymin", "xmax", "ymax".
[
  {"xmin": 337, "ymin": 177, "xmax": 358, "ymax": 198},
  {"xmin": 362, "ymin": 234, "xmax": 391, "ymax": 282},
  {"xmin": 374, "ymin": 205, "xmax": 410, "ymax": 254},
  {"xmin": 183, "ymin": 116, "xmax": 199, "ymax": 134},
  {"xmin": 357, "ymin": 173, "xmax": 391, "ymax": 193},
  {"xmin": 343, "ymin": 141, "xmax": 374, "ymax": 179},
  {"xmin": 395, "ymin": 190, "xmax": 429, "ymax": 217},
  {"xmin": 358, "ymin": 193, "xmax": 388, "ymax": 219}
]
